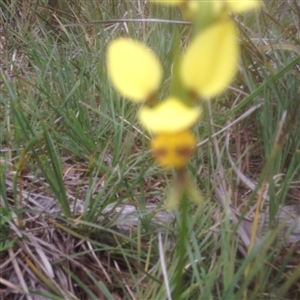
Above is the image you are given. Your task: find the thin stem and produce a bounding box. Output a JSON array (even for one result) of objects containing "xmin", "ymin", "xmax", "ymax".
[{"xmin": 174, "ymin": 173, "xmax": 189, "ymax": 300}]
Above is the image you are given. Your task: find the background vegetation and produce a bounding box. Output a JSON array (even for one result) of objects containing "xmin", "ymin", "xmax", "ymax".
[{"xmin": 1, "ymin": 0, "xmax": 299, "ymax": 299}]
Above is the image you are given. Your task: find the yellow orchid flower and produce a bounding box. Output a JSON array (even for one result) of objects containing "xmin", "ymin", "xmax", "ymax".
[
  {"xmin": 106, "ymin": 17, "xmax": 239, "ymax": 169},
  {"xmin": 107, "ymin": 38, "xmax": 162, "ymax": 102},
  {"xmin": 151, "ymin": 130, "xmax": 197, "ymax": 168},
  {"xmin": 181, "ymin": 19, "xmax": 239, "ymax": 98},
  {"xmin": 138, "ymin": 98, "xmax": 202, "ymax": 133}
]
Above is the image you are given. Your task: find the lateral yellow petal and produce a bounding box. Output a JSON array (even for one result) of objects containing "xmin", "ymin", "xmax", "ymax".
[
  {"xmin": 181, "ymin": 20, "xmax": 239, "ymax": 98},
  {"xmin": 227, "ymin": 0, "xmax": 261, "ymax": 13},
  {"xmin": 138, "ymin": 98, "xmax": 201, "ymax": 133},
  {"xmin": 107, "ymin": 38, "xmax": 162, "ymax": 102}
]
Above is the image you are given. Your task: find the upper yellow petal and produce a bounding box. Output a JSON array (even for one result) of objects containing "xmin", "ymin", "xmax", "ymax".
[
  {"xmin": 107, "ymin": 38, "xmax": 162, "ymax": 102},
  {"xmin": 138, "ymin": 97, "xmax": 201, "ymax": 133},
  {"xmin": 226, "ymin": 0, "xmax": 261, "ymax": 13},
  {"xmin": 181, "ymin": 19, "xmax": 239, "ymax": 98}
]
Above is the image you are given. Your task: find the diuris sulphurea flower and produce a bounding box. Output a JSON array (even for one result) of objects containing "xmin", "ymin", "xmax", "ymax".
[
  {"xmin": 106, "ymin": 19, "xmax": 238, "ymax": 168},
  {"xmin": 106, "ymin": 0, "xmax": 259, "ymax": 209},
  {"xmin": 106, "ymin": 1, "xmax": 260, "ymax": 169}
]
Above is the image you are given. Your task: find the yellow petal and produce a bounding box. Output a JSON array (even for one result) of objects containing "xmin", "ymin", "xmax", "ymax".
[
  {"xmin": 150, "ymin": 0, "xmax": 185, "ymax": 5},
  {"xmin": 184, "ymin": 1, "xmax": 200, "ymax": 20},
  {"xmin": 107, "ymin": 38, "xmax": 162, "ymax": 102},
  {"xmin": 181, "ymin": 19, "xmax": 239, "ymax": 98},
  {"xmin": 138, "ymin": 98, "xmax": 201, "ymax": 133},
  {"xmin": 151, "ymin": 130, "xmax": 197, "ymax": 168},
  {"xmin": 226, "ymin": 0, "xmax": 261, "ymax": 13}
]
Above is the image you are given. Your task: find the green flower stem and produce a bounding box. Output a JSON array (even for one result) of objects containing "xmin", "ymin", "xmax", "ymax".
[{"xmin": 174, "ymin": 169, "xmax": 189, "ymax": 300}]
